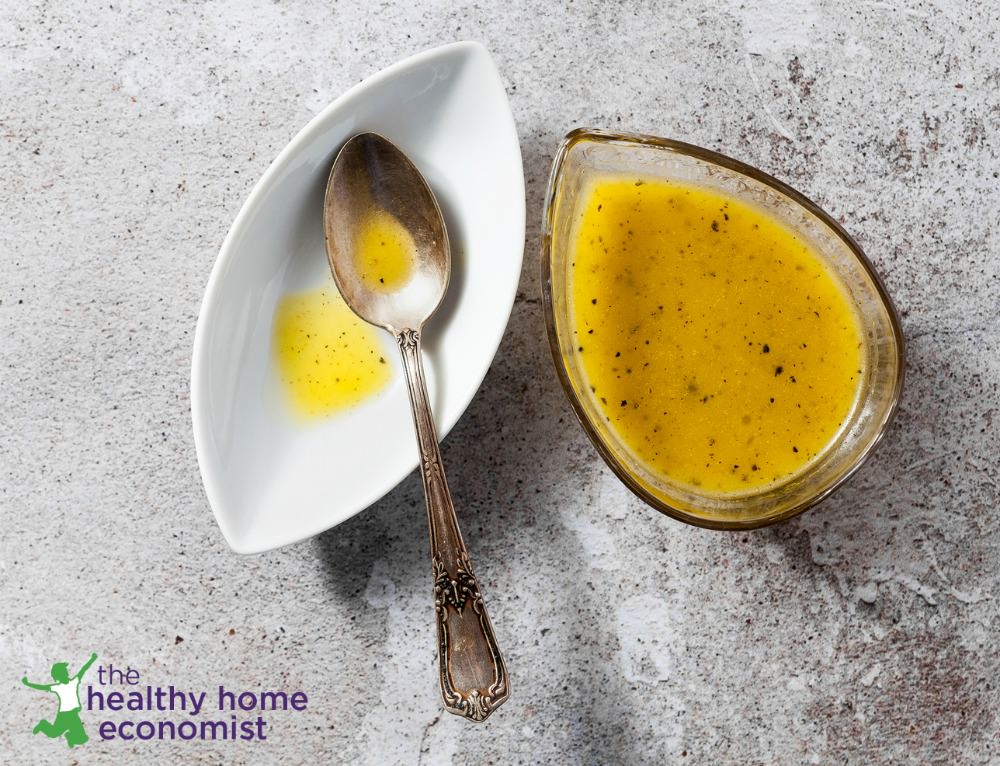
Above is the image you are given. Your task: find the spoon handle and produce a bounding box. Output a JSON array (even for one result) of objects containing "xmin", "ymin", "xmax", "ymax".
[{"xmin": 395, "ymin": 328, "xmax": 509, "ymax": 723}]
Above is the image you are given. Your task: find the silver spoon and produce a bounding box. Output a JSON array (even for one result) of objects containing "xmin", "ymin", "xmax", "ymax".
[{"xmin": 323, "ymin": 133, "xmax": 509, "ymax": 722}]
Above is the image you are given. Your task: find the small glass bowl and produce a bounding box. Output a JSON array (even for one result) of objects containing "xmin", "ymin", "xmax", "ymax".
[{"xmin": 541, "ymin": 129, "xmax": 905, "ymax": 529}]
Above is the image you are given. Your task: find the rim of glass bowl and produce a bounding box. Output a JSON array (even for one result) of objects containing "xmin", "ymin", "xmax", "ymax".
[{"xmin": 540, "ymin": 127, "xmax": 906, "ymax": 530}]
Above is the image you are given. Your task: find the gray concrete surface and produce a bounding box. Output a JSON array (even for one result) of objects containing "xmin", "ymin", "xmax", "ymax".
[{"xmin": 2, "ymin": 1, "xmax": 999, "ymax": 763}]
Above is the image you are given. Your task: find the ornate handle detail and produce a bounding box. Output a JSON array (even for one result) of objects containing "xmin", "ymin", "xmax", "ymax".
[{"xmin": 396, "ymin": 328, "xmax": 509, "ymax": 722}]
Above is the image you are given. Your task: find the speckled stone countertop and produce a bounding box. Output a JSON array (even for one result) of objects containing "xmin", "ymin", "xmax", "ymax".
[{"xmin": 2, "ymin": 1, "xmax": 998, "ymax": 764}]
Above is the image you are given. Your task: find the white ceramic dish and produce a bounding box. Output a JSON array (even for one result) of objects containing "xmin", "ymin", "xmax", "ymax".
[{"xmin": 191, "ymin": 42, "xmax": 525, "ymax": 553}]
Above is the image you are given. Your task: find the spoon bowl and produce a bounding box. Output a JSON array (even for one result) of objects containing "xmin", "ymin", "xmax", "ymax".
[{"xmin": 325, "ymin": 134, "xmax": 450, "ymax": 332}]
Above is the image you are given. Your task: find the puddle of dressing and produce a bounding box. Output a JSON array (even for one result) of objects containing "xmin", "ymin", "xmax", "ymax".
[
  {"xmin": 569, "ymin": 176, "xmax": 864, "ymax": 494},
  {"xmin": 273, "ymin": 287, "xmax": 391, "ymax": 419}
]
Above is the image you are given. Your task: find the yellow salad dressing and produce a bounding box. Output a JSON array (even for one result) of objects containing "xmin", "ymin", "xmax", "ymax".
[
  {"xmin": 273, "ymin": 287, "xmax": 391, "ymax": 418},
  {"xmin": 569, "ymin": 176, "xmax": 864, "ymax": 494},
  {"xmin": 353, "ymin": 208, "xmax": 416, "ymax": 292},
  {"xmin": 273, "ymin": 210, "xmax": 419, "ymax": 419}
]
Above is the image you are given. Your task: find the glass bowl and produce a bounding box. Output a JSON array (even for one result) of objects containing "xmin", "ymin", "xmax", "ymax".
[{"xmin": 541, "ymin": 128, "xmax": 905, "ymax": 529}]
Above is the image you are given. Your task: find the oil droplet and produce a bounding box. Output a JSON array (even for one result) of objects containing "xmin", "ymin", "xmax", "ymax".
[{"xmin": 273, "ymin": 286, "xmax": 391, "ymax": 418}]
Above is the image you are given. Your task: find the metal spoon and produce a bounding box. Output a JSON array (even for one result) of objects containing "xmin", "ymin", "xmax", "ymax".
[{"xmin": 323, "ymin": 133, "xmax": 509, "ymax": 722}]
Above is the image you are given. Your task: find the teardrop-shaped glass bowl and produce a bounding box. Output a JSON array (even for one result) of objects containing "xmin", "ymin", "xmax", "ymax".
[{"xmin": 541, "ymin": 129, "xmax": 905, "ymax": 529}]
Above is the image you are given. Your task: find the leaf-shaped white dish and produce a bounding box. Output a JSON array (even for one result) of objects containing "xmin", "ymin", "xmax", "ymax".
[{"xmin": 191, "ymin": 42, "xmax": 524, "ymax": 553}]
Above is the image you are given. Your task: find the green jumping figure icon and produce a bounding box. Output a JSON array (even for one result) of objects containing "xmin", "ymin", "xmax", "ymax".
[{"xmin": 21, "ymin": 652, "xmax": 97, "ymax": 748}]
